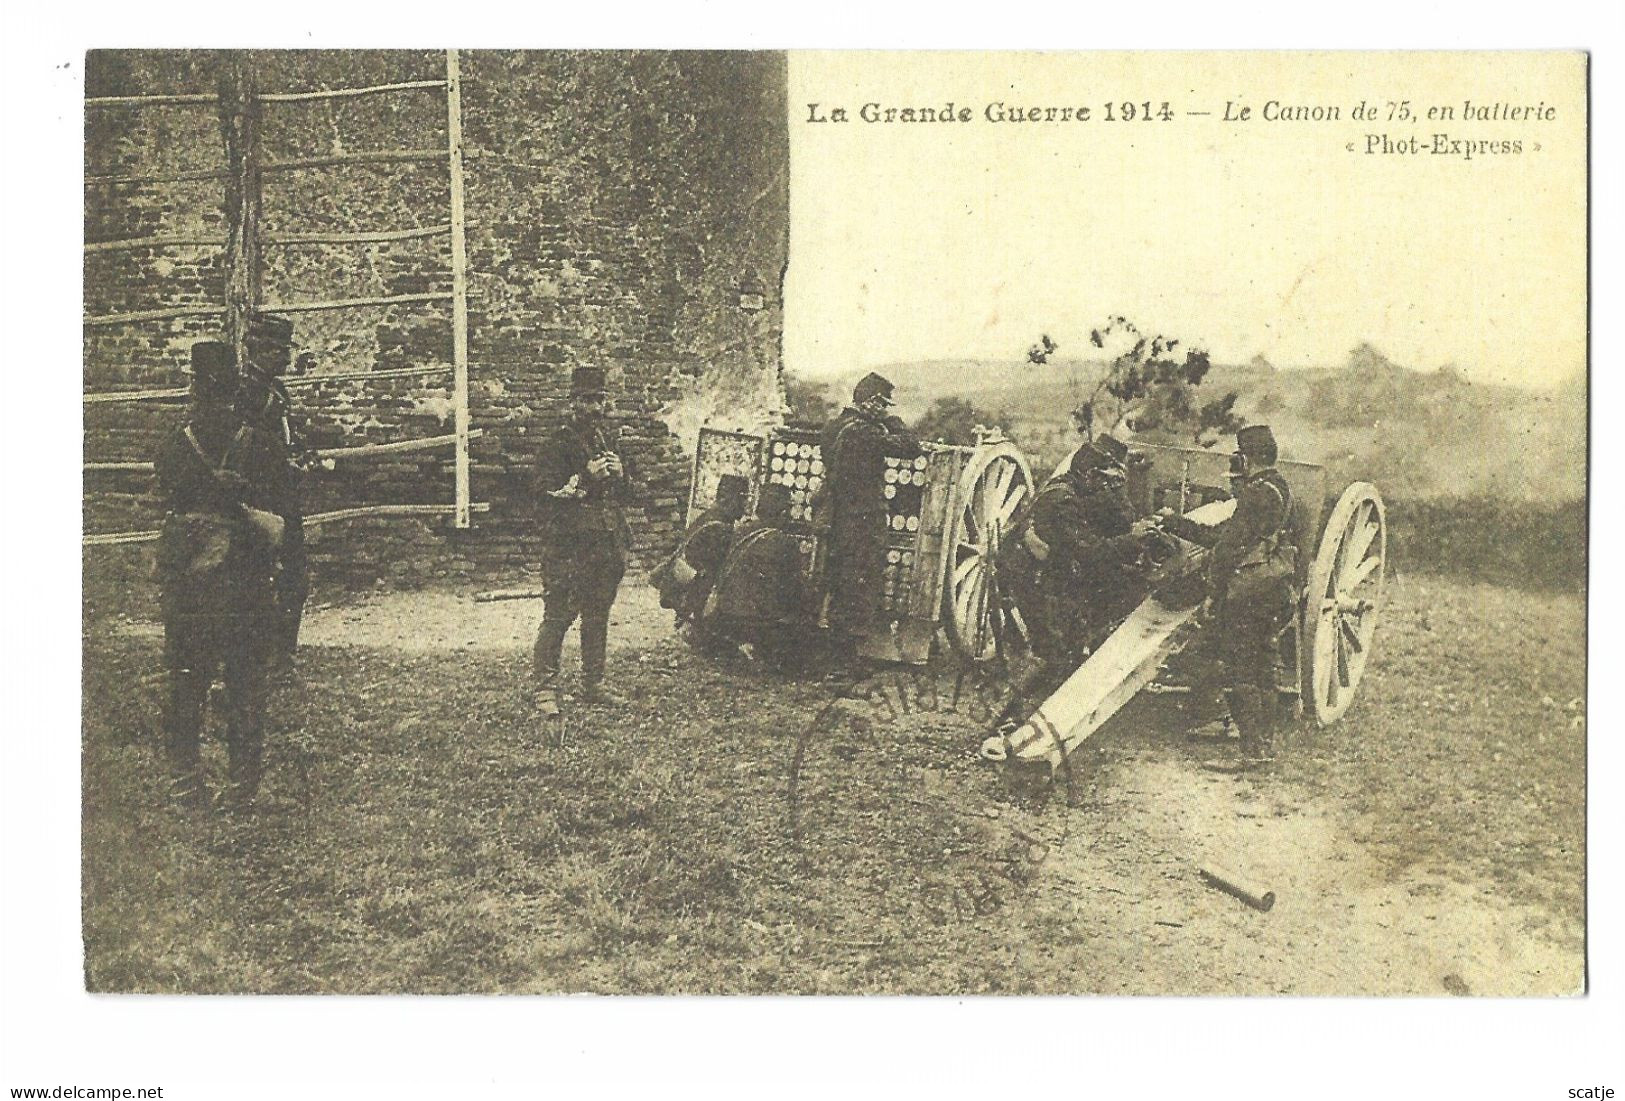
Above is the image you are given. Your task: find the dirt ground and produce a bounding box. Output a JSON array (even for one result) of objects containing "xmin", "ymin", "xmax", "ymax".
[
  {"xmin": 294, "ymin": 583, "xmax": 1580, "ymax": 993},
  {"xmin": 84, "ymin": 574, "xmax": 1585, "ymax": 995}
]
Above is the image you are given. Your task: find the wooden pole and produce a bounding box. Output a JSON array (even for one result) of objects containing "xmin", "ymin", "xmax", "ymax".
[
  {"xmin": 262, "ymin": 149, "xmax": 447, "ymax": 173},
  {"xmin": 257, "ymin": 291, "xmax": 452, "ymax": 314},
  {"xmin": 85, "ymin": 93, "xmax": 217, "ymax": 108},
  {"xmin": 84, "ymin": 304, "xmax": 223, "ymax": 327},
  {"xmin": 314, "ymin": 429, "xmax": 482, "ymax": 460},
  {"xmin": 256, "ymin": 79, "xmax": 446, "ymax": 103},
  {"xmin": 84, "ymin": 167, "xmax": 228, "ymax": 186},
  {"xmin": 219, "ymin": 53, "xmax": 263, "ymax": 374},
  {"xmin": 83, "ymin": 501, "xmax": 492, "ymax": 547},
  {"xmin": 446, "ymin": 49, "xmax": 472, "ymax": 529},
  {"xmin": 84, "ymin": 234, "xmax": 226, "ymax": 254},
  {"xmin": 264, "ymin": 224, "xmax": 452, "ymax": 247},
  {"xmin": 85, "ymin": 363, "xmax": 449, "ymax": 403}
]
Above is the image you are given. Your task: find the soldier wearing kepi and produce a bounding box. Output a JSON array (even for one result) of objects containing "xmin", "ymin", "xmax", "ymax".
[
  {"xmin": 816, "ymin": 372, "xmax": 921, "ymax": 654},
  {"xmin": 238, "ymin": 312, "xmax": 311, "ymax": 668},
  {"xmin": 153, "ymin": 340, "xmax": 290, "ymax": 811},
  {"xmin": 701, "ymin": 482, "xmax": 808, "ymax": 669},
  {"xmin": 1164, "ymin": 424, "xmax": 1299, "ymax": 763},
  {"xmin": 532, "ymin": 365, "xmax": 633, "ymax": 716},
  {"xmin": 999, "ymin": 434, "xmax": 1158, "ymax": 719}
]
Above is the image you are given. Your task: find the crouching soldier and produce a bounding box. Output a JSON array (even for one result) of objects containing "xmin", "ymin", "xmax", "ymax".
[
  {"xmin": 1163, "ymin": 424, "xmax": 1298, "ymax": 763},
  {"xmin": 532, "ymin": 366, "xmax": 633, "ymax": 715},
  {"xmin": 153, "ymin": 340, "xmax": 289, "ymax": 812},
  {"xmin": 999, "ymin": 434, "xmax": 1158, "ymax": 722},
  {"xmin": 654, "ymin": 473, "xmax": 748, "ymax": 635},
  {"xmin": 700, "ymin": 483, "xmax": 807, "ymax": 668}
]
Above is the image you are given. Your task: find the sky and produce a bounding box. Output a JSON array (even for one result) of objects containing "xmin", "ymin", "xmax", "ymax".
[{"xmin": 784, "ymin": 52, "xmax": 1588, "ymax": 388}]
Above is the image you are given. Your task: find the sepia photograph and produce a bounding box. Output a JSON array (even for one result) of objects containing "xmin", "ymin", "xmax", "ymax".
[
  {"xmin": 72, "ymin": 46, "xmax": 1589, "ymax": 998},
  {"xmin": 3, "ymin": 12, "xmax": 1618, "ymax": 1097}
]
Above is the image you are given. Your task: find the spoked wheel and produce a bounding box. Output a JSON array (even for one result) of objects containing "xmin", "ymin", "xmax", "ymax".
[
  {"xmin": 944, "ymin": 442, "xmax": 1033, "ymax": 661},
  {"xmin": 1304, "ymin": 482, "xmax": 1386, "ymax": 724}
]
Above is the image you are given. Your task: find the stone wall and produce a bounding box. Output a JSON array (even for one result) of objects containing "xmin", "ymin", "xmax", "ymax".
[{"xmin": 84, "ymin": 49, "xmax": 789, "ymax": 593}]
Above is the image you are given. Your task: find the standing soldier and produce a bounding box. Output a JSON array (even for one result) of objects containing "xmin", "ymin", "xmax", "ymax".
[
  {"xmin": 532, "ymin": 366, "xmax": 632, "ymax": 716},
  {"xmin": 1164, "ymin": 424, "xmax": 1298, "ymax": 763},
  {"xmin": 816, "ymin": 372, "xmax": 921, "ymax": 654},
  {"xmin": 153, "ymin": 340, "xmax": 289, "ymax": 811},
  {"xmin": 238, "ymin": 312, "xmax": 311, "ymax": 668}
]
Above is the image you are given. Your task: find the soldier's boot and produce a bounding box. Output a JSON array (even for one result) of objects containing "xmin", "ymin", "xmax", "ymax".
[
  {"xmin": 222, "ymin": 736, "xmax": 264, "ymax": 814},
  {"xmin": 533, "ymin": 599, "xmax": 572, "ymax": 719},
  {"xmin": 1188, "ymin": 715, "xmax": 1236, "ymax": 741},
  {"xmin": 1184, "ymin": 686, "xmax": 1235, "ymax": 741},
  {"xmin": 1228, "ymin": 688, "xmax": 1266, "ymax": 765},
  {"xmin": 992, "ymin": 660, "xmax": 1051, "ymax": 734},
  {"xmin": 280, "ymin": 601, "xmax": 306, "ymax": 660},
  {"xmin": 534, "ymin": 673, "xmax": 561, "ymax": 718},
  {"xmin": 1253, "ymin": 689, "xmax": 1282, "ymax": 762},
  {"xmin": 164, "ymin": 669, "xmax": 210, "ymax": 810},
  {"xmin": 576, "ymin": 603, "xmax": 621, "ymax": 706},
  {"xmin": 579, "ymin": 679, "xmax": 627, "ymax": 708},
  {"xmin": 167, "ymin": 766, "xmax": 211, "ymax": 811}
]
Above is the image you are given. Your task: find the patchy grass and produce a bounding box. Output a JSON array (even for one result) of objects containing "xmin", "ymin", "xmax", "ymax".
[
  {"xmin": 81, "ymin": 573, "xmax": 1585, "ymax": 992},
  {"xmin": 82, "ymin": 620, "xmax": 1029, "ymax": 993},
  {"xmin": 1278, "ymin": 575, "xmax": 1586, "ymax": 942}
]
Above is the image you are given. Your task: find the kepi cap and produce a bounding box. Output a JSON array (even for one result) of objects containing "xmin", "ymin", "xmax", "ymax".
[
  {"xmin": 189, "ymin": 340, "xmax": 236, "ymax": 397},
  {"xmin": 571, "ymin": 365, "xmax": 608, "ymax": 396},
  {"xmin": 852, "ymin": 371, "xmax": 896, "ymax": 406},
  {"xmin": 247, "ymin": 312, "xmax": 294, "ymax": 346},
  {"xmin": 1236, "ymin": 424, "xmax": 1277, "ymax": 457},
  {"xmin": 756, "ymin": 481, "xmax": 793, "ymax": 518},
  {"xmin": 1087, "ymin": 434, "xmax": 1129, "ymax": 467}
]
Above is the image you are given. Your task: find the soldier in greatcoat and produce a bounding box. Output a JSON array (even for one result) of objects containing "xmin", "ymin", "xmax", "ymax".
[
  {"xmin": 999, "ymin": 434, "xmax": 1158, "ymax": 719},
  {"xmin": 1162, "ymin": 424, "xmax": 1299, "ymax": 761},
  {"xmin": 662, "ymin": 473, "xmax": 748, "ymax": 632},
  {"xmin": 237, "ymin": 312, "xmax": 311, "ymax": 666},
  {"xmin": 153, "ymin": 340, "xmax": 289, "ymax": 811},
  {"xmin": 816, "ymin": 372, "xmax": 921, "ymax": 650},
  {"xmin": 700, "ymin": 482, "xmax": 807, "ymax": 667},
  {"xmin": 531, "ymin": 366, "xmax": 633, "ymax": 715}
]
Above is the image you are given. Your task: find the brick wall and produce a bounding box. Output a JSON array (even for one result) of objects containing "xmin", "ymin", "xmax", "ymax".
[{"xmin": 84, "ymin": 49, "xmax": 789, "ymax": 594}]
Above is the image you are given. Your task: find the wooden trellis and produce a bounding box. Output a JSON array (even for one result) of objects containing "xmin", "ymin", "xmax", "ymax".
[{"xmin": 83, "ymin": 49, "xmax": 477, "ymax": 545}]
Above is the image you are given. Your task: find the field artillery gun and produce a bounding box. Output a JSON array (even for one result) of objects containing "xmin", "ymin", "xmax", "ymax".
[
  {"xmin": 688, "ymin": 424, "xmax": 1034, "ymax": 663},
  {"xmin": 979, "ymin": 443, "xmax": 1387, "ymax": 774}
]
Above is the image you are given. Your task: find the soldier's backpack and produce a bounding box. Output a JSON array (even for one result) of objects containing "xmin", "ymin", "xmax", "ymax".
[
  {"xmin": 1226, "ymin": 469, "xmax": 1297, "ymax": 611},
  {"xmin": 155, "ymin": 426, "xmax": 282, "ymax": 591},
  {"xmin": 1008, "ymin": 477, "xmax": 1076, "ymax": 563},
  {"xmin": 650, "ymin": 541, "xmax": 701, "ymax": 611}
]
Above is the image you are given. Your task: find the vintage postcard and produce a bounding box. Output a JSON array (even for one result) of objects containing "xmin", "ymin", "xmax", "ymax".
[{"xmin": 75, "ymin": 48, "xmax": 1586, "ymax": 1012}]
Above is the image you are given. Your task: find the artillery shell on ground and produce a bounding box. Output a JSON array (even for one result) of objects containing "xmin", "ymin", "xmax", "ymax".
[{"xmin": 1198, "ymin": 863, "xmax": 1276, "ymax": 912}]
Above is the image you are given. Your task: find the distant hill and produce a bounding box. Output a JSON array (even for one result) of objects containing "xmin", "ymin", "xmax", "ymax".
[{"xmin": 815, "ymin": 345, "xmax": 1585, "ymax": 502}]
